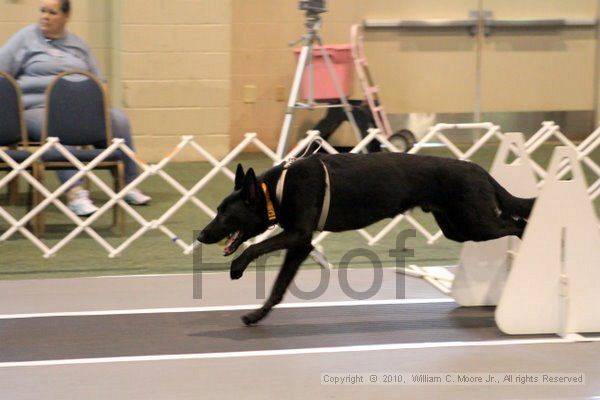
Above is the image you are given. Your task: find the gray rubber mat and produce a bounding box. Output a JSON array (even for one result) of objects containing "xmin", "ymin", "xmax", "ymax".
[{"xmin": 0, "ymin": 303, "xmax": 557, "ymax": 363}]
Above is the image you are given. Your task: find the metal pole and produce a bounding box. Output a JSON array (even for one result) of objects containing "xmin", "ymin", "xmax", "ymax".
[
  {"xmin": 314, "ymin": 36, "xmax": 365, "ymax": 145},
  {"xmin": 276, "ymin": 44, "xmax": 312, "ymax": 159},
  {"xmin": 474, "ymin": 0, "xmax": 484, "ymax": 130},
  {"xmin": 276, "ymin": 11, "xmax": 366, "ymax": 160}
]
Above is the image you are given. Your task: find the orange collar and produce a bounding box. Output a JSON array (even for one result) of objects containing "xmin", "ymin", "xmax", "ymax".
[{"xmin": 261, "ymin": 182, "xmax": 277, "ymax": 223}]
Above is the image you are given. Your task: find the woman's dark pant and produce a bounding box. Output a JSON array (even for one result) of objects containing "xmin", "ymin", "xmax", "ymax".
[{"xmin": 25, "ymin": 107, "xmax": 139, "ymax": 186}]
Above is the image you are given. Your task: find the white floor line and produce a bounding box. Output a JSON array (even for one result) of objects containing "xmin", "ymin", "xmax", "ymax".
[
  {"xmin": 93, "ymin": 273, "xmax": 194, "ymax": 279},
  {"xmin": 0, "ymin": 298, "xmax": 453, "ymax": 320},
  {"xmin": 90, "ymin": 266, "xmax": 458, "ymax": 279},
  {"xmin": 2, "ymin": 336, "xmax": 599, "ymax": 369}
]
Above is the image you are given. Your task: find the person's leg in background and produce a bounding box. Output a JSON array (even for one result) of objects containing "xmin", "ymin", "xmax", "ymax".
[
  {"xmin": 110, "ymin": 108, "xmax": 151, "ymax": 205},
  {"xmin": 25, "ymin": 108, "xmax": 152, "ymax": 217},
  {"xmin": 25, "ymin": 108, "xmax": 98, "ymax": 216}
]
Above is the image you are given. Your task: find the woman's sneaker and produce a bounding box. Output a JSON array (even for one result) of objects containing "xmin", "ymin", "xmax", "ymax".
[
  {"xmin": 67, "ymin": 187, "xmax": 98, "ymax": 217},
  {"xmin": 125, "ymin": 188, "xmax": 151, "ymax": 205}
]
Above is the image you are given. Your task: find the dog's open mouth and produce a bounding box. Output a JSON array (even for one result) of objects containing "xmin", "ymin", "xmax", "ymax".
[{"xmin": 223, "ymin": 231, "xmax": 243, "ymax": 256}]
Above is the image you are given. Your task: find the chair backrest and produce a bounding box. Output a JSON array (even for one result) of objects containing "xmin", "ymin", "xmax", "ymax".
[
  {"xmin": 0, "ymin": 72, "xmax": 27, "ymax": 146},
  {"xmin": 43, "ymin": 70, "xmax": 112, "ymax": 146}
]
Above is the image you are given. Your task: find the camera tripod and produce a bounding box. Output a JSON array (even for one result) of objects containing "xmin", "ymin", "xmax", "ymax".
[{"xmin": 275, "ymin": 10, "xmax": 364, "ymax": 159}]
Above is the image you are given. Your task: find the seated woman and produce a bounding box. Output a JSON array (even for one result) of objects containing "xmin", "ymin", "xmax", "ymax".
[{"xmin": 0, "ymin": 0, "xmax": 151, "ymax": 216}]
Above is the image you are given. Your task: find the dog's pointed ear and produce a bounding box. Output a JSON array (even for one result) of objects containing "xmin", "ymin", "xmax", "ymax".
[
  {"xmin": 234, "ymin": 164, "xmax": 245, "ymax": 190},
  {"xmin": 241, "ymin": 168, "xmax": 258, "ymax": 204}
]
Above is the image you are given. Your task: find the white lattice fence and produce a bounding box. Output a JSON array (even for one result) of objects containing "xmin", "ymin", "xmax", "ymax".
[
  {"xmin": 523, "ymin": 123, "xmax": 600, "ymax": 199},
  {"xmin": 0, "ymin": 133, "xmax": 285, "ymax": 257},
  {"xmin": 1, "ymin": 121, "xmax": 598, "ymax": 257},
  {"xmin": 0, "ymin": 137, "xmax": 147, "ymax": 257}
]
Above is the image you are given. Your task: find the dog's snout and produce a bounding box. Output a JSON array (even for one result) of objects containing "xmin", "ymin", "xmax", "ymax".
[
  {"xmin": 197, "ymin": 230, "xmax": 208, "ymax": 243},
  {"xmin": 197, "ymin": 227, "xmax": 222, "ymax": 244}
]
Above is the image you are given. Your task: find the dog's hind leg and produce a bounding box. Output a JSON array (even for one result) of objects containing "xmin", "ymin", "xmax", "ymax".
[
  {"xmin": 478, "ymin": 218, "xmax": 526, "ymax": 241},
  {"xmin": 448, "ymin": 205, "xmax": 525, "ymax": 242},
  {"xmin": 495, "ymin": 214, "xmax": 527, "ymax": 239},
  {"xmin": 432, "ymin": 211, "xmax": 469, "ymax": 242},
  {"xmin": 488, "ymin": 175, "xmax": 535, "ymax": 220},
  {"xmin": 241, "ymin": 243, "xmax": 313, "ymax": 326}
]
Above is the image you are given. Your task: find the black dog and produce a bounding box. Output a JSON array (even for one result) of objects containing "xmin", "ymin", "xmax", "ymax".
[{"xmin": 197, "ymin": 152, "xmax": 535, "ymax": 325}]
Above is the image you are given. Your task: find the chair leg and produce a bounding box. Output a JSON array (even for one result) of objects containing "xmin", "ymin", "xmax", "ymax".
[
  {"xmin": 26, "ymin": 172, "xmax": 34, "ymax": 234},
  {"xmin": 112, "ymin": 164, "xmax": 126, "ymax": 237},
  {"xmin": 111, "ymin": 167, "xmax": 117, "ymax": 229},
  {"xmin": 8, "ymin": 176, "xmax": 19, "ymax": 205},
  {"xmin": 28, "ymin": 165, "xmax": 37, "ymax": 236},
  {"xmin": 34, "ymin": 164, "xmax": 46, "ymax": 238}
]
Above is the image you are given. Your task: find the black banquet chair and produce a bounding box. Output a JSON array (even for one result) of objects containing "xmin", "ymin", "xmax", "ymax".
[
  {"xmin": 0, "ymin": 71, "xmax": 42, "ymax": 236},
  {"xmin": 39, "ymin": 70, "xmax": 125, "ymax": 236}
]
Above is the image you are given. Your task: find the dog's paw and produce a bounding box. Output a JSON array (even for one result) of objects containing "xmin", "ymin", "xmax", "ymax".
[
  {"xmin": 230, "ymin": 268, "xmax": 244, "ymax": 280},
  {"xmin": 241, "ymin": 310, "xmax": 264, "ymax": 326},
  {"xmin": 229, "ymin": 257, "xmax": 248, "ymax": 280},
  {"xmin": 241, "ymin": 314, "xmax": 256, "ymax": 326}
]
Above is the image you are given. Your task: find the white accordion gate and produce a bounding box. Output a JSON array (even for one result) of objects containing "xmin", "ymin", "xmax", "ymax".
[{"xmin": 0, "ymin": 121, "xmax": 598, "ymax": 259}]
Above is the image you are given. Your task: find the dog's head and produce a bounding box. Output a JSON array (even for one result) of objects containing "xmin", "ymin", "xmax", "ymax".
[{"xmin": 197, "ymin": 164, "xmax": 270, "ymax": 256}]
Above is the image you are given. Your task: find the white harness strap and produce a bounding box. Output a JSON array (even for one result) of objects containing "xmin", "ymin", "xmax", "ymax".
[
  {"xmin": 316, "ymin": 162, "xmax": 331, "ymax": 231},
  {"xmin": 276, "ymin": 168, "xmax": 287, "ymax": 204},
  {"xmin": 274, "ymin": 161, "xmax": 331, "ymax": 231}
]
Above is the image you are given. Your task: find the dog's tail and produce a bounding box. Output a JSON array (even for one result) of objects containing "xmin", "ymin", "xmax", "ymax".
[{"xmin": 489, "ymin": 176, "xmax": 536, "ymax": 220}]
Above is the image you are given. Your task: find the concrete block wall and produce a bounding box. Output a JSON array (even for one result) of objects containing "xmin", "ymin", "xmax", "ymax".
[
  {"xmin": 0, "ymin": 0, "xmax": 111, "ymax": 80},
  {"xmin": 0, "ymin": 0, "xmax": 232, "ymax": 162},
  {"xmin": 230, "ymin": 0, "xmax": 361, "ymax": 150},
  {"xmin": 118, "ymin": 0, "xmax": 231, "ymax": 161},
  {"xmin": 231, "ymin": 0, "xmax": 600, "ymax": 148},
  {"xmin": 2, "ymin": 1, "xmax": 599, "ymax": 158}
]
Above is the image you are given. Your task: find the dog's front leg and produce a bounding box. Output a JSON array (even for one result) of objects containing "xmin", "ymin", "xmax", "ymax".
[
  {"xmin": 230, "ymin": 230, "xmax": 309, "ymax": 280},
  {"xmin": 242, "ymin": 243, "xmax": 313, "ymax": 326}
]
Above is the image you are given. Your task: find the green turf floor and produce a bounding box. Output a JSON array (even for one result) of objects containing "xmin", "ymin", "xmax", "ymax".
[{"xmin": 1, "ymin": 142, "xmax": 598, "ymax": 280}]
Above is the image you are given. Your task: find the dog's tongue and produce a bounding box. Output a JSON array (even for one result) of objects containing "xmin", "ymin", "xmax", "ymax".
[{"xmin": 223, "ymin": 231, "xmax": 240, "ymax": 256}]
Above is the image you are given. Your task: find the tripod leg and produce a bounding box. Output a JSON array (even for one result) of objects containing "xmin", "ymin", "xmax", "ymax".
[
  {"xmin": 276, "ymin": 45, "xmax": 312, "ymax": 160},
  {"xmin": 315, "ymin": 37, "xmax": 366, "ymax": 153}
]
